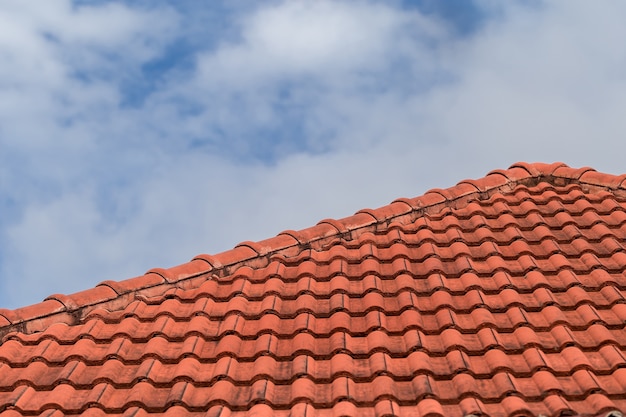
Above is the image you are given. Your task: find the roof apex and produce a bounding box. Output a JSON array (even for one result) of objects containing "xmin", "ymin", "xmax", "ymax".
[{"xmin": 1, "ymin": 161, "xmax": 623, "ymax": 337}]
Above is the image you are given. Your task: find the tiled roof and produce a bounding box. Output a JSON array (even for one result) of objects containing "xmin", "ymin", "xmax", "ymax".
[{"xmin": 1, "ymin": 162, "xmax": 626, "ymax": 417}]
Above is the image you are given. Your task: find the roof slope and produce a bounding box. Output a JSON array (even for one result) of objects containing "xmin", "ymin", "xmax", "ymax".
[{"xmin": 1, "ymin": 162, "xmax": 626, "ymax": 417}]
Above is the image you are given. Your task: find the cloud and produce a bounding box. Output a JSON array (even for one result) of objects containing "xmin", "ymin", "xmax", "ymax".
[
  {"xmin": 0, "ymin": 0, "xmax": 176, "ymax": 147},
  {"xmin": 0, "ymin": 0, "xmax": 180, "ymax": 306},
  {"xmin": 420, "ymin": 0, "xmax": 626, "ymax": 171},
  {"xmin": 196, "ymin": 1, "xmax": 444, "ymax": 82},
  {"xmin": 143, "ymin": 1, "xmax": 452, "ymax": 160},
  {"xmin": 3, "ymin": 0, "xmax": 626, "ymax": 308}
]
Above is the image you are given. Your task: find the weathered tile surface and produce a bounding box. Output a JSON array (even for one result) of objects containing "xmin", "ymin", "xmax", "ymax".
[{"xmin": 0, "ymin": 162, "xmax": 625, "ymax": 417}]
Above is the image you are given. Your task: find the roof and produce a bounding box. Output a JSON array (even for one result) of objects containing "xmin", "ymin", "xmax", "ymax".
[{"xmin": 1, "ymin": 161, "xmax": 626, "ymax": 417}]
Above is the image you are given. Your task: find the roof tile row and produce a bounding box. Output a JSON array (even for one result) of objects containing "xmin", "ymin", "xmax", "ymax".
[{"xmin": 1, "ymin": 162, "xmax": 626, "ymax": 416}]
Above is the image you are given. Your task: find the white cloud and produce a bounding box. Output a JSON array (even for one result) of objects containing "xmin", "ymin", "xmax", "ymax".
[
  {"xmin": 144, "ymin": 1, "xmax": 451, "ymax": 158},
  {"xmin": 1, "ymin": 146, "xmax": 447, "ymax": 306},
  {"xmin": 197, "ymin": 1, "xmax": 443, "ymax": 82},
  {"xmin": 0, "ymin": 0, "xmax": 176, "ymax": 147},
  {"xmin": 3, "ymin": 0, "xmax": 626, "ymax": 308},
  {"xmin": 420, "ymin": 0, "xmax": 626, "ymax": 171}
]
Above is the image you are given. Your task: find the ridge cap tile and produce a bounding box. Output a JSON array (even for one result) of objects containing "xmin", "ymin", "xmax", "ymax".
[
  {"xmin": 316, "ymin": 217, "xmax": 349, "ymax": 234},
  {"xmin": 2, "ymin": 162, "xmax": 626, "ymax": 417},
  {"xmin": 414, "ymin": 190, "xmax": 447, "ymax": 208},
  {"xmin": 579, "ymin": 170, "xmax": 626, "ymax": 189},
  {"xmin": 191, "ymin": 253, "xmax": 222, "ymax": 268},
  {"xmin": 97, "ymin": 272, "xmax": 167, "ymax": 295},
  {"xmin": 277, "ymin": 229, "xmax": 308, "ymax": 245},
  {"xmin": 254, "ymin": 234, "xmax": 301, "ymax": 255},
  {"xmin": 503, "ymin": 166, "xmax": 537, "ymax": 181},
  {"xmin": 145, "ymin": 258, "xmax": 210, "ymax": 283},
  {"xmin": 509, "ymin": 161, "xmax": 569, "ymax": 177},
  {"xmin": 552, "ymin": 165, "xmax": 597, "ymax": 180},
  {"xmin": 44, "ymin": 285, "xmax": 118, "ymax": 311},
  {"xmin": 285, "ymin": 222, "xmax": 339, "ymax": 244},
  {"xmin": 212, "ymin": 245, "xmax": 259, "ymax": 266}
]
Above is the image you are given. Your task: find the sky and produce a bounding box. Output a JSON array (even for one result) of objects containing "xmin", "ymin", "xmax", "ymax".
[{"xmin": 1, "ymin": 0, "xmax": 626, "ymax": 309}]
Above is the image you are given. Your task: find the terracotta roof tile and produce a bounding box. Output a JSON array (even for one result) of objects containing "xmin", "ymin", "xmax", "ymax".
[{"xmin": 1, "ymin": 162, "xmax": 626, "ymax": 416}]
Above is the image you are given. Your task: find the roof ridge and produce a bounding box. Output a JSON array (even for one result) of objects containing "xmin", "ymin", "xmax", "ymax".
[{"xmin": 2, "ymin": 161, "xmax": 625, "ymax": 337}]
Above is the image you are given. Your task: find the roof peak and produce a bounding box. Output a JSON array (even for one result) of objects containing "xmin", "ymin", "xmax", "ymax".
[{"xmin": 2, "ymin": 161, "xmax": 625, "ymax": 337}]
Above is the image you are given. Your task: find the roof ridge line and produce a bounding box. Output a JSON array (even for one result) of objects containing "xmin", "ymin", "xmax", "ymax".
[{"xmin": 3, "ymin": 161, "xmax": 625, "ymax": 338}]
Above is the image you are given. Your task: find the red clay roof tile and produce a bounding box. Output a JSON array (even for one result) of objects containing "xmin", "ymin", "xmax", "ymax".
[{"xmin": 1, "ymin": 162, "xmax": 626, "ymax": 417}]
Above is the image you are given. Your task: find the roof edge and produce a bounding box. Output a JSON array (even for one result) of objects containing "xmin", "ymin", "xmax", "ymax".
[{"xmin": 2, "ymin": 161, "xmax": 625, "ymax": 338}]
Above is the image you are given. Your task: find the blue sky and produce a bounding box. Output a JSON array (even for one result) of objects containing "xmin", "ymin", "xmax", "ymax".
[{"xmin": 1, "ymin": 0, "xmax": 626, "ymax": 308}]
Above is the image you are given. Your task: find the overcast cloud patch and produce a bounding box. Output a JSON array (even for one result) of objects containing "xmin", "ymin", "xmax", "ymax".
[{"xmin": 2, "ymin": 1, "xmax": 626, "ymax": 308}]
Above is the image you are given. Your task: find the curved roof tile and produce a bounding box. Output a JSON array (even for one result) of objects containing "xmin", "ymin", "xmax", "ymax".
[{"xmin": 1, "ymin": 162, "xmax": 625, "ymax": 417}]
